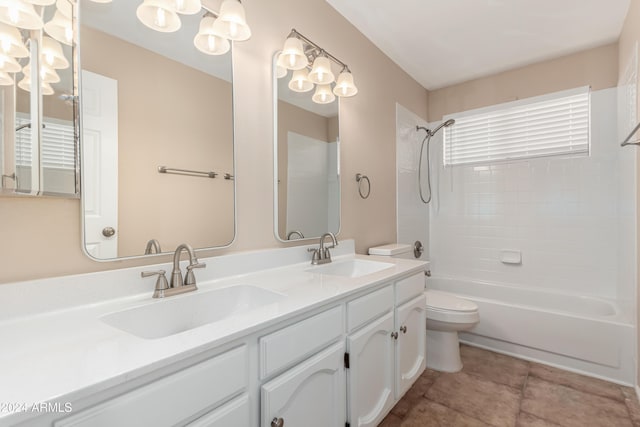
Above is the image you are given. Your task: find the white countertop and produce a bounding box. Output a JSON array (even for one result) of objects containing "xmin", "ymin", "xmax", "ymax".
[{"xmin": 0, "ymin": 241, "xmax": 426, "ymax": 425}]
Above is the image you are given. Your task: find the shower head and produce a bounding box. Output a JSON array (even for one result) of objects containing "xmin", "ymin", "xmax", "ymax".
[
  {"xmin": 416, "ymin": 119, "xmax": 455, "ymax": 137},
  {"xmin": 429, "ymin": 119, "xmax": 455, "ymax": 136}
]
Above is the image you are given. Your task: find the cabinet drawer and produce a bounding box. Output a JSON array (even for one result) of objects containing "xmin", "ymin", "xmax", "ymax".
[
  {"xmin": 260, "ymin": 305, "xmax": 343, "ymax": 379},
  {"xmin": 188, "ymin": 394, "xmax": 250, "ymax": 427},
  {"xmin": 55, "ymin": 345, "xmax": 248, "ymax": 427},
  {"xmin": 395, "ymin": 273, "xmax": 424, "ymax": 305},
  {"xmin": 347, "ymin": 285, "xmax": 393, "ymax": 333}
]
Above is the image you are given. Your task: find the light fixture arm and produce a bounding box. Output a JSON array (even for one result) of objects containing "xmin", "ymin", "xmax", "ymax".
[{"xmin": 289, "ymin": 28, "xmax": 350, "ymax": 71}]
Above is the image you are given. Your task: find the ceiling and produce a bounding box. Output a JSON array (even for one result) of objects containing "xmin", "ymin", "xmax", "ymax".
[{"xmin": 326, "ymin": 0, "xmax": 631, "ymax": 90}]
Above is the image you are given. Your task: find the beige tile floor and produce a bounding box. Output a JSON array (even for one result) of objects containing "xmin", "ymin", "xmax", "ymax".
[{"xmin": 380, "ymin": 345, "xmax": 640, "ymax": 427}]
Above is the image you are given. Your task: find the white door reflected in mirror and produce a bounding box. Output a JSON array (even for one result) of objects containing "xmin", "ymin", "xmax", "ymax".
[{"xmin": 81, "ymin": 70, "xmax": 118, "ymax": 259}]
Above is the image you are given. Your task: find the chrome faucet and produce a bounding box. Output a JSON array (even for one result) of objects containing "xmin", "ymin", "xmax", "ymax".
[
  {"xmin": 171, "ymin": 243, "xmax": 206, "ymax": 288},
  {"xmin": 308, "ymin": 232, "xmax": 338, "ymax": 265},
  {"xmin": 141, "ymin": 243, "xmax": 206, "ymax": 298},
  {"xmin": 144, "ymin": 238, "xmax": 162, "ymax": 254},
  {"xmin": 287, "ymin": 230, "xmax": 305, "ymax": 240}
]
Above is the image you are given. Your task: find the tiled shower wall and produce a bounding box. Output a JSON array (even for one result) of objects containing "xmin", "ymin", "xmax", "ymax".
[{"xmin": 398, "ymin": 88, "xmax": 636, "ymax": 301}]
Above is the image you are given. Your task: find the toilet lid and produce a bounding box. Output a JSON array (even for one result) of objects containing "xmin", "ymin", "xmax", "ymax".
[{"xmin": 425, "ymin": 290, "xmax": 477, "ymax": 312}]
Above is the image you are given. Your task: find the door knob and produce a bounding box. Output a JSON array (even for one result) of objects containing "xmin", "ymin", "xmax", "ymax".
[
  {"xmin": 271, "ymin": 417, "xmax": 284, "ymax": 427},
  {"xmin": 102, "ymin": 226, "xmax": 116, "ymax": 237}
]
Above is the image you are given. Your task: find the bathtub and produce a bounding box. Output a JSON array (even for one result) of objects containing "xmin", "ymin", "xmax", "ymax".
[{"xmin": 427, "ymin": 277, "xmax": 636, "ymax": 385}]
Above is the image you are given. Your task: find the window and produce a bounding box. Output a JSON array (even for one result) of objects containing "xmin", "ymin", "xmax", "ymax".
[
  {"xmin": 443, "ymin": 87, "xmax": 590, "ymax": 166},
  {"xmin": 15, "ymin": 114, "xmax": 76, "ymax": 170}
]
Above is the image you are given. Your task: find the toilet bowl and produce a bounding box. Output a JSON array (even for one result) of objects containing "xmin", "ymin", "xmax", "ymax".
[
  {"xmin": 368, "ymin": 243, "xmax": 480, "ymax": 373},
  {"xmin": 425, "ymin": 290, "xmax": 479, "ymax": 372}
]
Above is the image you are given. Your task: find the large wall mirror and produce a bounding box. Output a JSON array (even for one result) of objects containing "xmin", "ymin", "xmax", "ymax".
[
  {"xmin": 0, "ymin": 0, "xmax": 78, "ymax": 197},
  {"xmin": 273, "ymin": 53, "xmax": 340, "ymax": 242},
  {"xmin": 79, "ymin": 0, "xmax": 235, "ymax": 260}
]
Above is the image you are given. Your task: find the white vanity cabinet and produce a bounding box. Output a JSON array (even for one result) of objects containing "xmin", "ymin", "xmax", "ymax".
[{"xmin": 345, "ymin": 273, "xmax": 426, "ymax": 427}]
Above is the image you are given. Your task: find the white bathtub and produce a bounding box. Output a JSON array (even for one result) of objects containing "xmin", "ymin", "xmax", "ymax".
[{"xmin": 427, "ymin": 277, "xmax": 636, "ymax": 385}]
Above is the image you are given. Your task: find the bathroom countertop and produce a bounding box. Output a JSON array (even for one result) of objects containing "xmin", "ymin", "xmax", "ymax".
[{"xmin": 0, "ymin": 245, "xmax": 426, "ymax": 425}]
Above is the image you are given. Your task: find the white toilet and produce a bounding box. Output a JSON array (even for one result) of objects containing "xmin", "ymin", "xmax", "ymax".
[{"xmin": 368, "ymin": 243, "xmax": 480, "ymax": 372}]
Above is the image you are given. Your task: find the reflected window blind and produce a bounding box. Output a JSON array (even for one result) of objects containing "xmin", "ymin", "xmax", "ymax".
[
  {"xmin": 15, "ymin": 115, "xmax": 75, "ymax": 169},
  {"xmin": 443, "ymin": 87, "xmax": 590, "ymax": 166}
]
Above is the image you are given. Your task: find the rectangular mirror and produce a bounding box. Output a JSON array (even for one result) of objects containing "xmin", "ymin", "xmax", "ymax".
[
  {"xmin": 273, "ymin": 52, "xmax": 340, "ymax": 242},
  {"xmin": 0, "ymin": 1, "xmax": 78, "ymax": 197},
  {"xmin": 79, "ymin": 0, "xmax": 235, "ymax": 260}
]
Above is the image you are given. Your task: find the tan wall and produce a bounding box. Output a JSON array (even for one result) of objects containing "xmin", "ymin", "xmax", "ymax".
[
  {"xmin": 428, "ymin": 43, "xmax": 619, "ymax": 121},
  {"xmin": 0, "ymin": 0, "xmax": 428, "ymax": 283},
  {"xmin": 276, "ymin": 100, "xmax": 332, "ymax": 239},
  {"xmin": 81, "ymin": 27, "xmax": 234, "ymax": 257},
  {"xmin": 618, "ymin": 0, "xmax": 640, "ymax": 388}
]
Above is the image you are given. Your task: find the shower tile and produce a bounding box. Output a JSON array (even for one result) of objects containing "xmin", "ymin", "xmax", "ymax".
[
  {"xmin": 516, "ymin": 412, "xmax": 563, "ymax": 427},
  {"xmin": 520, "ymin": 377, "xmax": 632, "ymax": 427},
  {"xmin": 400, "ymin": 399, "xmax": 490, "ymax": 427},
  {"xmin": 426, "ymin": 371, "xmax": 520, "ymax": 427},
  {"xmin": 460, "ymin": 345, "xmax": 530, "ymax": 389},
  {"xmin": 528, "ymin": 363, "xmax": 625, "ymax": 402}
]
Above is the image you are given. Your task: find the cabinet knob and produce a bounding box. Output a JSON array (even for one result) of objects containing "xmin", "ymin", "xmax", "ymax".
[
  {"xmin": 271, "ymin": 417, "xmax": 284, "ymax": 427},
  {"xmin": 391, "ymin": 331, "xmax": 398, "ymax": 340},
  {"xmin": 400, "ymin": 325, "xmax": 407, "ymax": 334}
]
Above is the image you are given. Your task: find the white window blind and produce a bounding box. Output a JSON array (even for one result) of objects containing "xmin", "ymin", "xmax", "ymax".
[
  {"xmin": 443, "ymin": 87, "xmax": 590, "ymax": 166},
  {"xmin": 15, "ymin": 115, "xmax": 75, "ymax": 170}
]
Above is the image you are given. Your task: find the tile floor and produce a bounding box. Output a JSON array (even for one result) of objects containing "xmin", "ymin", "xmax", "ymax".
[{"xmin": 380, "ymin": 345, "xmax": 640, "ymax": 427}]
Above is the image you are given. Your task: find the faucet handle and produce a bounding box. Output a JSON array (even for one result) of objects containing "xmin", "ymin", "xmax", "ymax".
[
  {"xmin": 188, "ymin": 262, "xmax": 206, "ymax": 270},
  {"xmin": 141, "ymin": 270, "xmax": 170, "ymax": 298},
  {"xmin": 184, "ymin": 262, "xmax": 206, "ymax": 287}
]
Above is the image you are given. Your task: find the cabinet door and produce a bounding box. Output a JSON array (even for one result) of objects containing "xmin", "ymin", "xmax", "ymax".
[
  {"xmin": 395, "ymin": 294, "xmax": 426, "ymax": 398},
  {"xmin": 261, "ymin": 342, "xmax": 345, "ymax": 427},
  {"xmin": 347, "ymin": 311, "xmax": 395, "ymax": 427}
]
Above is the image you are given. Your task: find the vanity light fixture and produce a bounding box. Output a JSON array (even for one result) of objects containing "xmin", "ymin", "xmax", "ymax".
[
  {"xmin": 129, "ymin": 0, "xmax": 252, "ymax": 53},
  {"xmin": 0, "ymin": 0, "xmax": 43, "ymax": 30},
  {"xmin": 0, "ymin": 52, "xmax": 21, "ymax": 73},
  {"xmin": 289, "ymin": 68, "xmax": 313, "ymax": 92},
  {"xmin": 275, "ymin": 54, "xmax": 289, "ymax": 78},
  {"xmin": 0, "ymin": 21, "xmax": 29, "ymax": 57},
  {"xmin": 193, "ymin": 15, "xmax": 229, "ymax": 55},
  {"xmin": 212, "ymin": 0, "xmax": 251, "ymax": 41},
  {"xmin": 44, "ymin": 0, "xmax": 73, "ymax": 46},
  {"xmin": 136, "ymin": 0, "xmax": 181, "ymax": 33},
  {"xmin": 23, "ymin": 62, "xmax": 60, "ymax": 84},
  {"xmin": 280, "ymin": 36, "xmax": 307, "ymax": 70},
  {"xmin": 308, "ymin": 54, "xmax": 334, "ymax": 85},
  {"xmin": 333, "ymin": 68, "xmax": 358, "ymax": 97},
  {"xmin": 41, "ymin": 36, "xmax": 69, "ymax": 69},
  {"xmin": 312, "ymin": 84, "xmax": 335, "ymax": 104},
  {"xmin": 18, "ymin": 74, "xmax": 54, "ymax": 95},
  {"xmin": 175, "ymin": 0, "xmax": 202, "ymax": 15},
  {"xmin": 278, "ymin": 28, "xmax": 358, "ymax": 104}
]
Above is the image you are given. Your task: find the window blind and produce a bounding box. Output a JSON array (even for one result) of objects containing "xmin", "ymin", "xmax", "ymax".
[
  {"xmin": 15, "ymin": 115, "xmax": 75, "ymax": 170},
  {"xmin": 443, "ymin": 87, "xmax": 590, "ymax": 166}
]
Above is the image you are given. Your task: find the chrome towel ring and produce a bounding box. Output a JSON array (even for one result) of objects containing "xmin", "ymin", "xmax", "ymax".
[{"xmin": 356, "ymin": 173, "xmax": 371, "ymax": 199}]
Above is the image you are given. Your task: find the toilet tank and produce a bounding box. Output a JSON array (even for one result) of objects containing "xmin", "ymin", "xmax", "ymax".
[{"xmin": 368, "ymin": 243, "xmax": 416, "ymax": 260}]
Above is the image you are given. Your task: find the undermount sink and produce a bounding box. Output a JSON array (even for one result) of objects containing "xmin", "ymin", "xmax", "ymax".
[
  {"xmin": 306, "ymin": 259, "xmax": 394, "ymax": 278},
  {"xmin": 101, "ymin": 285, "xmax": 285, "ymax": 339}
]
